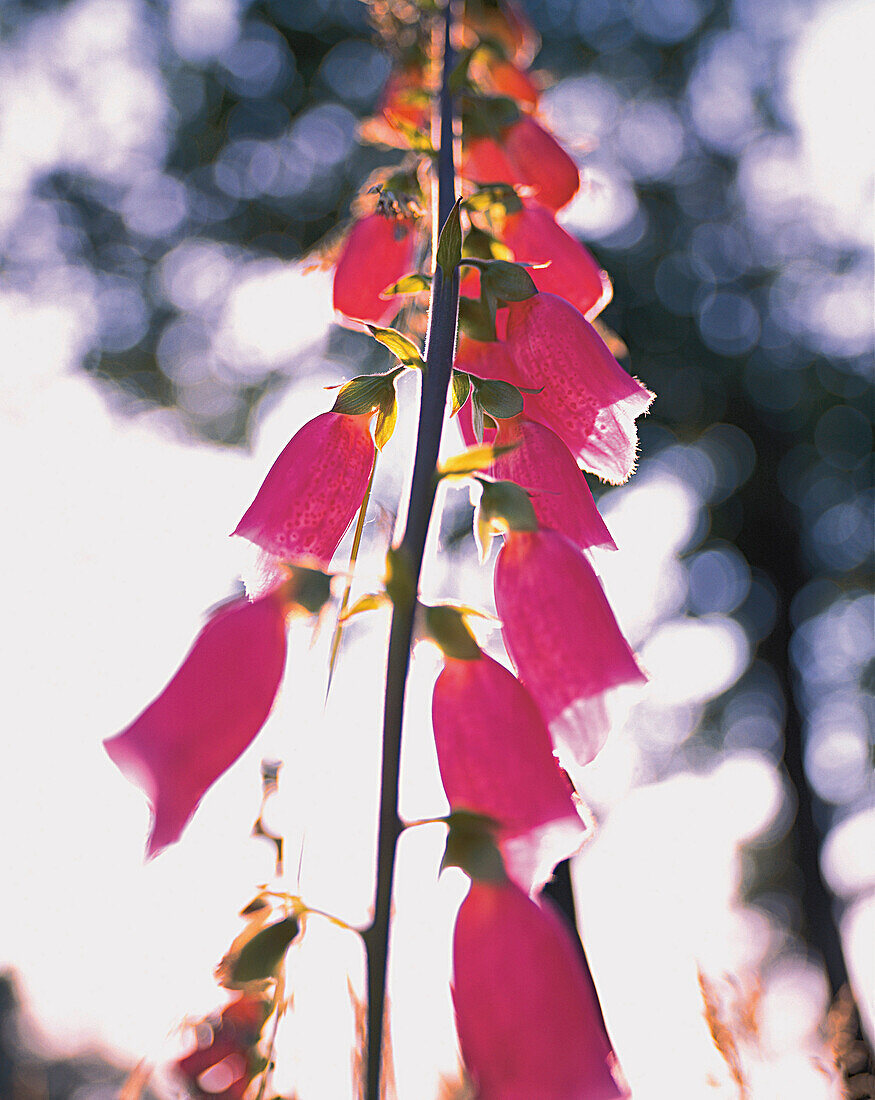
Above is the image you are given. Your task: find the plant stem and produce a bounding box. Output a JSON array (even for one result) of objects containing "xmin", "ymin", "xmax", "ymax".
[{"xmin": 361, "ymin": 7, "xmax": 458, "ymax": 1099}]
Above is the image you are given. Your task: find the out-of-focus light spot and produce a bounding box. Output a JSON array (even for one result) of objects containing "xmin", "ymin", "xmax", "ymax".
[
  {"xmin": 319, "ymin": 40, "xmax": 390, "ymax": 108},
  {"xmin": 629, "ymin": 0, "xmax": 710, "ymax": 44},
  {"xmin": 698, "ymin": 423, "xmax": 757, "ymax": 502},
  {"xmin": 841, "ymin": 896, "xmax": 875, "ymax": 1042},
  {"xmin": 291, "ymin": 103, "xmax": 357, "ymax": 171},
  {"xmin": 642, "ymin": 615, "xmax": 750, "ymax": 706},
  {"xmin": 120, "ymin": 173, "xmax": 188, "ymax": 238},
  {"xmin": 688, "ymin": 32, "xmax": 763, "ymax": 154},
  {"xmin": 540, "ymin": 74, "xmax": 623, "ymax": 146},
  {"xmin": 654, "ymin": 253, "xmax": 700, "ymax": 314},
  {"xmin": 652, "ymin": 442, "xmax": 718, "ymax": 502},
  {"xmin": 804, "ymin": 698, "xmax": 872, "ymax": 804},
  {"xmin": 219, "ymin": 23, "xmax": 291, "ymax": 99},
  {"xmin": 697, "ymin": 289, "xmax": 761, "ymax": 356},
  {"xmin": 615, "ymin": 99, "xmax": 685, "ymax": 180},
  {"xmin": 159, "ymin": 239, "xmax": 236, "ymax": 314},
  {"xmin": 561, "ymin": 161, "xmax": 640, "ymax": 240},
  {"xmin": 689, "ymin": 222, "xmax": 754, "ymax": 282},
  {"xmin": 95, "ymin": 275, "xmax": 149, "ymax": 352},
  {"xmin": 156, "ymin": 318, "xmax": 213, "ymax": 385},
  {"xmin": 688, "ymin": 542, "xmax": 751, "ymax": 615},
  {"xmin": 217, "ymin": 260, "xmax": 334, "ymax": 375},
  {"xmin": 168, "ymin": 0, "xmax": 241, "ymax": 62},
  {"xmin": 758, "ymin": 958, "xmax": 832, "ymax": 1051},
  {"xmin": 807, "ymin": 496, "xmax": 873, "ymax": 571},
  {"xmin": 822, "ymin": 807, "xmax": 875, "ymax": 898}
]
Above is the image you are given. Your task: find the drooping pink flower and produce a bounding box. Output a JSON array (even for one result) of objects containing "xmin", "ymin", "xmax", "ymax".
[
  {"xmin": 493, "ymin": 529, "xmax": 645, "ymax": 765},
  {"xmin": 453, "ymin": 878, "xmax": 623, "ymax": 1100},
  {"xmin": 175, "ymin": 994, "xmax": 270, "ymax": 1100},
  {"xmin": 490, "ymin": 416, "xmax": 616, "ymax": 553},
  {"xmin": 501, "ymin": 202, "xmax": 612, "ymax": 320},
  {"xmin": 433, "ymin": 651, "xmax": 586, "ymax": 894},
  {"xmin": 461, "ymin": 135, "xmax": 521, "ymax": 190},
  {"xmin": 234, "ymin": 411, "xmax": 375, "ymax": 587},
  {"xmin": 502, "ymin": 116, "xmax": 580, "ymax": 213},
  {"xmin": 505, "ymin": 293, "xmax": 654, "ymax": 484},
  {"xmin": 332, "ymin": 212, "xmax": 416, "ymax": 326},
  {"xmin": 104, "ymin": 589, "xmax": 290, "ymax": 858}
]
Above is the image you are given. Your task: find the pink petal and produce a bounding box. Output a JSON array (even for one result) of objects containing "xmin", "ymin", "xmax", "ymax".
[
  {"xmin": 491, "ymin": 416, "xmax": 616, "ymax": 552},
  {"xmin": 104, "ymin": 590, "xmax": 288, "ymax": 857},
  {"xmin": 502, "ymin": 202, "xmax": 612, "ymax": 320},
  {"xmin": 234, "ymin": 411, "xmax": 375, "ymax": 571},
  {"xmin": 433, "ymin": 653, "xmax": 587, "ymax": 893},
  {"xmin": 505, "ymin": 293, "xmax": 654, "ymax": 484},
  {"xmin": 502, "ymin": 117, "xmax": 580, "ymax": 213},
  {"xmin": 453, "ymin": 879, "xmax": 623, "ymax": 1100},
  {"xmin": 461, "ymin": 135, "xmax": 521, "ymax": 189},
  {"xmin": 493, "ymin": 530, "xmax": 645, "ymax": 765},
  {"xmin": 332, "ymin": 212, "xmax": 416, "ymax": 326}
]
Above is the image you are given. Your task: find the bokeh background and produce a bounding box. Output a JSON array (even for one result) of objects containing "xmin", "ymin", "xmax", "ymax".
[{"xmin": 0, "ymin": 0, "xmax": 872, "ymax": 1097}]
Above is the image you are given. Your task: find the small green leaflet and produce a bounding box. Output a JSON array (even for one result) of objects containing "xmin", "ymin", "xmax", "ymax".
[
  {"xmin": 379, "ymin": 272, "xmax": 432, "ymax": 298},
  {"xmin": 436, "ymin": 198, "xmax": 463, "ymax": 279},
  {"xmin": 366, "ymin": 326, "xmax": 426, "ymax": 370},
  {"xmin": 451, "ymin": 370, "xmax": 471, "ymax": 416},
  {"xmin": 332, "ymin": 369, "xmax": 400, "ymax": 415},
  {"xmin": 471, "ymin": 376, "xmax": 524, "ymax": 419},
  {"xmin": 220, "ymin": 915, "xmax": 300, "ymax": 987}
]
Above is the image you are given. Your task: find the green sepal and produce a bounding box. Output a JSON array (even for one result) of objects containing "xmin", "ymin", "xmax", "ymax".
[
  {"xmin": 438, "ymin": 441, "xmax": 518, "ymax": 479},
  {"xmin": 424, "ymin": 604, "xmax": 482, "ymax": 660},
  {"xmin": 441, "ymin": 810, "xmax": 508, "ymax": 883},
  {"xmin": 436, "ymin": 198, "xmax": 463, "ymax": 280},
  {"xmin": 219, "ymin": 915, "xmax": 300, "ymax": 987},
  {"xmin": 463, "ymin": 183, "xmax": 523, "ymax": 216},
  {"xmin": 471, "ymin": 375, "xmax": 524, "ymax": 419},
  {"xmin": 366, "ymin": 326, "xmax": 426, "ymax": 370},
  {"xmin": 474, "ymin": 477, "xmax": 538, "ymax": 560},
  {"xmin": 451, "ymin": 370, "xmax": 471, "ymax": 416},
  {"xmin": 331, "ymin": 368, "xmax": 402, "ymax": 416},
  {"xmin": 458, "ymin": 296, "xmax": 496, "ymax": 343},
  {"xmin": 282, "ymin": 566, "xmax": 333, "ymax": 615},
  {"xmin": 461, "ymin": 93, "xmax": 521, "ymax": 138},
  {"xmin": 374, "ymin": 392, "xmax": 398, "ymax": 451},
  {"xmin": 385, "ymin": 546, "xmax": 416, "ymax": 610},
  {"xmin": 481, "ymin": 259, "xmax": 537, "ymax": 302},
  {"xmin": 379, "ymin": 272, "xmax": 432, "ymax": 298}
]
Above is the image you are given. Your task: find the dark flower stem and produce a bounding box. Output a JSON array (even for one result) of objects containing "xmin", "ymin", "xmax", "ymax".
[{"xmin": 361, "ymin": 7, "xmax": 459, "ymax": 1100}]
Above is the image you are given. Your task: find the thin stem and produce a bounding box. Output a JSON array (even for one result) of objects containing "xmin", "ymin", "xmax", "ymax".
[
  {"xmin": 361, "ymin": 7, "xmax": 459, "ymax": 1099},
  {"xmin": 326, "ymin": 452, "xmax": 378, "ymax": 699}
]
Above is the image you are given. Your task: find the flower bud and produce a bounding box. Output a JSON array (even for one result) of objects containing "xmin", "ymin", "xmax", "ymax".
[{"xmin": 332, "ymin": 212, "xmax": 417, "ymax": 326}]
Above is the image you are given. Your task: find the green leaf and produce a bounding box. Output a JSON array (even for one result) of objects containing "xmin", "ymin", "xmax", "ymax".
[
  {"xmin": 451, "ymin": 370, "xmax": 471, "ymax": 416},
  {"xmin": 438, "ymin": 442, "xmax": 507, "ymax": 478},
  {"xmin": 385, "ymin": 547, "xmax": 415, "ymax": 610},
  {"xmin": 221, "ymin": 915, "xmax": 300, "ymax": 987},
  {"xmin": 379, "ymin": 272, "xmax": 432, "ymax": 298},
  {"xmin": 436, "ymin": 198, "xmax": 463, "ymax": 279},
  {"xmin": 482, "ymin": 260, "xmax": 537, "ymax": 302},
  {"xmin": 424, "ymin": 604, "xmax": 482, "ymax": 660},
  {"xmin": 282, "ymin": 566, "xmax": 333, "ymax": 615},
  {"xmin": 475, "ymin": 478, "xmax": 538, "ymax": 558},
  {"xmin": 463, "ymin": 183, "xmax": 523, "ymax": 216},
  {"xmin": 374, "ymin": 392, "xmax": 398, "ymax": 450},
  {"xmin": 441, "ymin": 810, "xmax": 507, "ymax": 883},
  {"xmin": 332, "ymin": 369, "xmax": 401, "ymax": 415},
  {"xmin": 471, "ymin": 376, "xmax": 524, "ymax": 419},
  {"xmin": 366, "ymin": 326, "xmax": 425, "ymax": 370}
]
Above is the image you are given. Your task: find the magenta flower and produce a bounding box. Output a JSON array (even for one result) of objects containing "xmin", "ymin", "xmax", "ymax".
[
  {"xmin": 433, "ymin": 651, "xmax": 587, "ymax": 894},
  {"xmin": 502, "ymin": 116, "xmax": 580, "ymax": 213},
  {"xmin": 104, "ymin": 589, "xmax": 290, "ymax": 858},
  {"xmin": 501, "ymin": 202, "xmax": 612, "ymax": 320},
  {"xmin": 234, "ymin": 411, "xmax": 375, "ymax": 584},
  {"xmin": 453, "ymin": 877, "xmax": 624, "ymax": 1100},
  {"xmin": 332, "ymin": 211, "xmax": 416, "ymax": 326},
  {"xmin": 493, "ymin": 529, "xmax": 645, "ymax": 765},
  {"xmin": 505, "ymin": 293, "xmax": 654, "ymax": 484},
  {"xmin": 490, "ymin": 416, "xmax": 616, "ymax": 553}
]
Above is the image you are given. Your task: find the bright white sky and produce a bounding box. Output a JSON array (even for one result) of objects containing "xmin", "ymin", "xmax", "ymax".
[{"xmin": 0, "ymin": 0, "xmax": 872, "ymax": 1098}]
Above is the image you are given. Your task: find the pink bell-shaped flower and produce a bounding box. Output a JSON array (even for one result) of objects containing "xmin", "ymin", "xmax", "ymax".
[
  {"xmin": 332, "ymin": 212, "xmax": 416, "ymax": 326},
  {"xmin": 490, "ymin": 416, "xmax": 616, "ymax": 553},
  {"xmin": 501, "ymin": 202, "xmax": 612, "ymax": 320},
  {"xmin": 505, "ymin": 293, "xmax": 654, "ymax": 484},
  {"xmin": 502, "ymin": 116, "xmax": 580, "ymax": 213},
  {"xmin": 104, "ymin": 589, "xmax": 290, "ymax": 858},
  {"xmin": 433, "ymin": 650, "xmax": 587, "ymax": 894},
  {"xmin": 453, "ymin": 877, "xmax": 624, "ymax": 1100},
  {"xmin": 233, "ymin": 411, "xmax": 375, "ymax": 585},
  {"xmin": 493, "ymin": 529, "xmax": 645, "ymax": 765},
  {"xmin": 461, "ymin": 134, "xmax": 521, "ymax": 191}
]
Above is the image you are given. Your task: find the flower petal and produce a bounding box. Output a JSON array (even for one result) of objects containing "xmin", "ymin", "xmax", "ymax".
[
  {"xmin": 433, "ymin": 653, "xmax": 587, "ymax": 893},
  {"xmin": 104, "ymin": 591, "xmax": 288, "ymax": 857},
  {"xmin": 493, "ymin": 529, "xmax": 645, "ymax": 764},
  {"xmin": 503, "ymin": 117, "xmax": 580, "ymax": 212},
  {"xmin": 332, "ymin": 213, "xmax": 416, "ymax": 326},
  {"xmin": 453, "ymin": 879, "xmax": 624, "ymax": 1100},
  {"xmin": 233, "ymin": 411, "xmax": 375, "ymax": 574}
]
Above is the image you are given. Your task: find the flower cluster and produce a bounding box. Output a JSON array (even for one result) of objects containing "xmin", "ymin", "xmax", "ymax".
[{"xmin": 104, "ymin": 1, "xmax": 652, "ymax": 1096}]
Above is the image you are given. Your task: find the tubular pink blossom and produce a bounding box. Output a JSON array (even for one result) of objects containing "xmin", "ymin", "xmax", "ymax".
[
  {"xmin": 491, "ymin": 416, "xmax": 616, "ymax": 553},
  {"xmin": 233, "ymin": 411, "xmax": 375, "ymax": 576},
  {"xmin": 104, "ymin": 590, "xmax": 289, "ymax": 858},
  {"xmin": 453, "ymin": 878, "xmax": 624, "ymax": 1100},
  {"xmin": 332, "ymin": 212, "xmax": 416, "ymax": 326},
  {"xmin": 502, "ymin": 116, "xmax": 580, "ymax": 213},
  {"xmin": 493, "ymin": 529, "xmax": 645, "ymax": 765},
  {"xmin": 501, "ymin": 202, "xmax": 612, "ymax": 320},
  {"xmin": 433, "ymin": 652, "xmax": 587, "ymax": 894},
  {"xmin": 505, "ymin": 293, "xmax": 654, "ymax": 484}
]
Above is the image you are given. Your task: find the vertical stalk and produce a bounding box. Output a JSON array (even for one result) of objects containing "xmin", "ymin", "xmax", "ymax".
[{"xmin": 361, "ymin": 6, "xmax": 459, "ymax": 1099}]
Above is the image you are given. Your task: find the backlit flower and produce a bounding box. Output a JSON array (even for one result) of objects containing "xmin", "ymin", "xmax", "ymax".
[
  {"xmin": 505, "ymin": 293, "xmax": 654, "ymax": 484},
  {"xmin": 104, "ymin": 589, "xmax": 290, "ymax": 858},
  {"xmin": 453, "ymin": 877, "xmax": 624, "ymax": 1100},
  {"xmin": 332, "ymin": 212, "xmax": 416, "ymax": 326},
  {"xmin": 502, "ymin": 116, "xmax": 580, "ymax": 212},
  {"xmin": 175, "ymin": 994, "xmax": 270, "ymax": 1100},
  {"xmin": 493, "ymin": 529, "xmax": 645, "ymax": 765},
  {"xmin": 433, "ymin": 650, "xmax": 587, "ymax": 893},
  {"xmin": 233, "ymin": 411, "xmax": 375, "ymax": 587}
]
